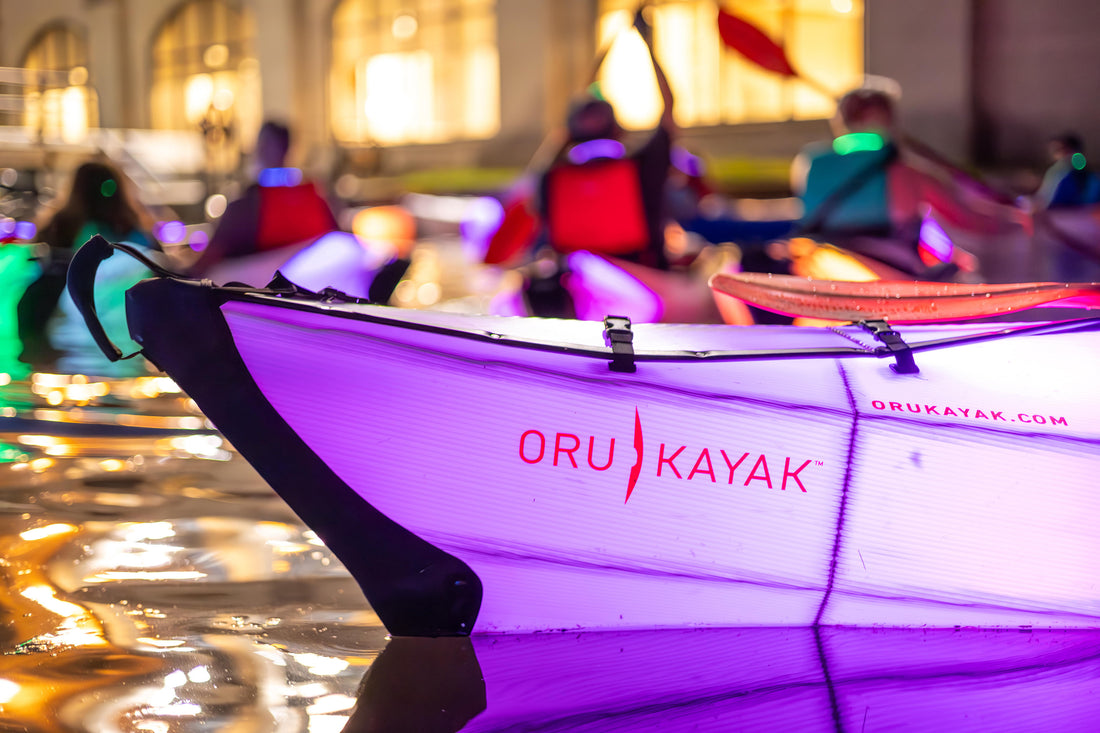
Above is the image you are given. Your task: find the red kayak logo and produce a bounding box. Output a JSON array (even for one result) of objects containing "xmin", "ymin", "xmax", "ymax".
[
  {"xmin": 627, "ymin": 408, "xmax": 644, "ymax": 501},
  {"xmin": 518, "ymin": 409, "xmax": 819, "ymax": 502}
]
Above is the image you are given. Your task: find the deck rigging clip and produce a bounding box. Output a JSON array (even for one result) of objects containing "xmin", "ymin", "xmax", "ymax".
[
  {"xmin": 603, "ymin": 316, "xmax": 637, "ymax": 373},
  {"xmin": 860, "ymin": 320, "xmax": 919, "ymax": 374}
]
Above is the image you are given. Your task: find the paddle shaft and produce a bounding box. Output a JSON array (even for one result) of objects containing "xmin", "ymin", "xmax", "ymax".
[{"xmin": 526, "ymin": 3, "xmax": 649, "ymax": 173}]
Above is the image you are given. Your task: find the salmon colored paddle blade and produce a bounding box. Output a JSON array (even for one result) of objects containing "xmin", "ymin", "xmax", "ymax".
[
  {"xmin": 709, "ymin": 272, "xmax": 1100, "ymax": 323},
  {"xmin": 716, "ymin": 8, "xmax": 796, "ymax": 77}
]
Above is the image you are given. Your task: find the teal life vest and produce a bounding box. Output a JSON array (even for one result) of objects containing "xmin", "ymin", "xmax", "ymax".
[{"xmin": 799, "ymin": 133, "xmax": 897, "ymax": 236}]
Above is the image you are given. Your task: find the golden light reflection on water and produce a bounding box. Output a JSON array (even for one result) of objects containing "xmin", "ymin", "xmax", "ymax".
[
  {"xmin": 0, "ymin": 375, "xmax": 385, "ymax": 731},
  {"xmin": 29, "ymin": 373, "xmax": 182, "ymax": 404}
]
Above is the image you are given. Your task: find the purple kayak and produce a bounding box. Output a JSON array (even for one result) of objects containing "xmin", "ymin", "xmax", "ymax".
[{"xmin": 68, "ymin": 236, "xmax": 1100, "ymax": 637}]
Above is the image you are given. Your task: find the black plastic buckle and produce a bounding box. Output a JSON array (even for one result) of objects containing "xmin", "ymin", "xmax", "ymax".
[
  {"xmin": 860, "ymin": 320, "xmax": 919, "ymax": 374},
  {"xmin": 318, "ymin": 286, "xmax": 368, "ymax": 304},
  {"xmin": 603, "ymin": 316, "xmax": 636, "ymax": 373}
]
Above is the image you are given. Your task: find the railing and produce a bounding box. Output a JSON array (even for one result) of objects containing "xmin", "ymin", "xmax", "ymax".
[{"xmin": 0, "ymin": 67, "xmax": 70, "ymax": 119}]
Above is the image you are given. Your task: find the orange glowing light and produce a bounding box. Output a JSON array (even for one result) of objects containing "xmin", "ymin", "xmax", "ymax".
[{"xmin": 351, "ymin": 206, "xmax": 416, "ymax": 259}]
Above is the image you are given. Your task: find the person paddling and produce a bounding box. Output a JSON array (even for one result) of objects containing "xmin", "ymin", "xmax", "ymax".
[
  {"xmin": 536, "ymin": 7, "xmax": 677, "ymax": 272},
  {"xmin": 1031, "ymin": 132, "xmax": 1100, "ymax": 281},
  {"xmin": 1034, "ymin": 132, "xmax": 1100, "ymax": 210},
  {"xmin": 190, "ymin": 120, "xmax": 338, "ymax": 275},
  {"xmin": 790, "ymin": 87, "xmax": 1026, "ymax": 278}
]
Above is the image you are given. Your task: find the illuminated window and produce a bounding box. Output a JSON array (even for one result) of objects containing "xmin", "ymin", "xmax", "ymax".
[
  {"xmin": 20, "ymin": 24, "xmax": 98, "ymax": 143},
  {"xmin": 597, "ymin": 0, "xmax": 863, "ymax": 129},
  {"xmin": 330, "ymin": 0, "xmax": 500, "ymax": 145},
  {"xmin": 150, "ymin": 0, "xmax": 261, "ymax": 171}
]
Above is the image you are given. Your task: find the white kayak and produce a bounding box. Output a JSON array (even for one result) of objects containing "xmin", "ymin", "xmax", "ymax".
[{"xmin": 68, "ymin": 236, "xmax": 1100, "ymax": 636}]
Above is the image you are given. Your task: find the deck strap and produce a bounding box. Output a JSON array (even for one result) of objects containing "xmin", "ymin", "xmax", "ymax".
[
  {"xmin": 603, "ymin": 315, "xmax": 637, "ymax": 373},
  {"xmin": 860, "ymin": 320, "xmax": 919, "ymax": 374}
]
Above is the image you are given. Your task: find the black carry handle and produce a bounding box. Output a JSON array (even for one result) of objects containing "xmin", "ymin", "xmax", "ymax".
[
  {"xmin": 64, "ymin": 234, "xmax": 172, "ymax": 362},
  {"xmin": 66, "ymin": 235, "xmax": 315, "ymax": 362},
  {"xmin": 66, "ymin": 234, "xmax": 124, "ymax": 361}
]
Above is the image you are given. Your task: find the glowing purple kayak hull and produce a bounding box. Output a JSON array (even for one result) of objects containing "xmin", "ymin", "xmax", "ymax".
[{"xmin": 123, "ymin": 278, "xmax": 1100, "ymax": 636}]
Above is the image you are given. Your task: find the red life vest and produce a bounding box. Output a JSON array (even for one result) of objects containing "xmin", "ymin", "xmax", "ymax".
[
  {"xmin": 544, "ymin": 157, "xmax": 649, "ymax": 256},
  {"xmin": 256, "ymin": 183, "xmax": 337, "ymax": 252}
]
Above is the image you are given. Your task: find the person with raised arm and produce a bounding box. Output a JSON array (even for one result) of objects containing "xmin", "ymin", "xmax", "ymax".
[{"xmin": 536, "ymin": 6, "xmax": 677, "ymax": 273}]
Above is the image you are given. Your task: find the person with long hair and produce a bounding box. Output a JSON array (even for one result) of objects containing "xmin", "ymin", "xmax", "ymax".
[{"xmin": 18, "ymin": 160, "xmax": 160, "ymax": 373}]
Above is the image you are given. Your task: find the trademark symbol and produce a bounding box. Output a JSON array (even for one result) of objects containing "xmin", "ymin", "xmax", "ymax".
[{"xmin": 815, "ymin": 461, "xmax": 825, "ymax": 466}]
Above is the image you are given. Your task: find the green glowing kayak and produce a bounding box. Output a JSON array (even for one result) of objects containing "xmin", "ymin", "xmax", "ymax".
[{"xmin": 0, "ymin": 243, "xmax": 42, "ymax": 380}]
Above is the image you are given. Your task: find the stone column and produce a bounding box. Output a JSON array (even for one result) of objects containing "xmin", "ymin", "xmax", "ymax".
[{"xmin": 865, "ymin": 0, "xmax": 975, "ymax": 163}]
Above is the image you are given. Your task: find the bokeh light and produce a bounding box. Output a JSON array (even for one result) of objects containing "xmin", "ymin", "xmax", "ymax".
[
  {"xmin": 458, "ymin": 196, "xmax": 505, "ymax": 261},
  {"xmin": 189, "ymin": 230, "xmax": 210, "ymax": 252},
  {"xmin": 155, "ymin": 220, "xmax": 186, "ymax": 244},
  {"xmin": 13, "ymin": 221, "xmax": 36, "ymax": 240},
  {"xmin": 205, "ymin": 194, "xmax": 228, "ymax": 219},
  {"xmin": 351, "ymin": 205, "xmax": 416, "ymax": 259}
]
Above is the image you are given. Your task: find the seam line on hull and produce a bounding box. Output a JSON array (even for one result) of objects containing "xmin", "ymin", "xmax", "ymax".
[{"xmin": 816, "ymin": 359, "xmax": 860, "ymax": 626}]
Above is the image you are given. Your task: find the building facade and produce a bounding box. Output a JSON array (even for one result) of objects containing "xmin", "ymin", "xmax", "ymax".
[{"xmin": 2, "ymin": 0, "xmax": 1099, "ymax": 205}]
